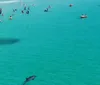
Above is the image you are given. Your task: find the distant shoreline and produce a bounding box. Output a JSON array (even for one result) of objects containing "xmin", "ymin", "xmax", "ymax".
[{"xmin": 0, "ymin": 0, "xmax": 19, "ymax": 4}]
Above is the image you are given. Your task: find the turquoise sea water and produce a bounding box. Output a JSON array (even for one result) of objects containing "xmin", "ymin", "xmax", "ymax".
[{"xmin": 0, "ymin": 0, "xmax": 100, "ymax": 85}]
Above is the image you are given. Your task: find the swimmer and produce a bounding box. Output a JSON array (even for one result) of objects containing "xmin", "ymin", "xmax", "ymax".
[
  {"xmin": 26, "ymin": 10, "xmax": 29, "ymax": 14},
  {"xmin": 21, "ymin": 10, "xmax": 24, "ymax": 13},
  {"xmin": 9, "ymin": 16, "xmax": 12, "ymax": 20},
  {"xmin": 44, "ymin": 8, "xmax": 48, "ymax": 12},
  {"xmin": 0, "ymin": 8, "xmax": 2, "ymax": 14},
  {"xmin": 15, "ymin": 9, "xmax": 17, "ymax": 11},
  {"xmin": 69, "ymin": 4, "xmax": 73, "ymax": 7}
]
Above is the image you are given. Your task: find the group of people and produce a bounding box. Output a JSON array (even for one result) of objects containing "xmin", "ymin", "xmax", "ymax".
[
  {"xmin": 0, "ymin": 3, "xmax": 88, "ymax": 23},
  {"xmin": 21, "ymin": 6, "xmax": 30, "ymax": 14},
  {"xmin": 0, "ymin": 4, "xmax": 32, "ymax": 21},
  {"xmin": 0, "ymin": 4, "xmax": 51, "ymax": 22}
]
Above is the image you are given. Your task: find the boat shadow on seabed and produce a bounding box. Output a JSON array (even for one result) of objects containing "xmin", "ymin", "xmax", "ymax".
[{"xmin": 0, "ymin": 38, "xmax": 20, "ymax": 45}]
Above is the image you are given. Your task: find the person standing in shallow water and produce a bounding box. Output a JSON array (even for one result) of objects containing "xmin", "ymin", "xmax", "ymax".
[
  {"xmin": 24, "ymin": 6, "xmax": 26, "ymax": 10},
  {"xmin": 9, "ymin": 16, "xmax": 12, "ymax": 20},
  {"xmin": 0, "ymin": 8, "xmax": 2, "ymax": 15}
]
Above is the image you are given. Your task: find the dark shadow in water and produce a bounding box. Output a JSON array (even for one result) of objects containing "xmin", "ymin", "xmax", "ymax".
[
  {"xmin": 0, "ymin": 38, "xmax": 20, "ymax": 45},
  {"xmin": 98, "ymin": 5, "xmax": 100, "ymax": 7}
]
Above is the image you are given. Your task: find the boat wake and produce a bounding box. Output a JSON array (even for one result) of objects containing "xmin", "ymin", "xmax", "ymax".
[{"xmin": 0, "ymin": 0, "xmax": 19, "ymax": 4}]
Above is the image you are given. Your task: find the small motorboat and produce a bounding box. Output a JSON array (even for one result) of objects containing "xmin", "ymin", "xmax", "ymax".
[{"xmin": 80, "ymin": 15, "xmax": 87, "ymax": 18}]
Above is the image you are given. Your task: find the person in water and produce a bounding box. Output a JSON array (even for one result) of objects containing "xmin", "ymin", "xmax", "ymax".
[
  {"xmin": 26, "ymin": 10, "xmax": 29, "ymax": 14},
  {"xmin": 13, "ymin": 9, "xmax": 17, "ymax": 12},
  {"xmin": 24, "ymin": 6, "xmax": 26, "ymax": 10},
  {"xmin": 44, "ymin": 8, "xmax": 48, "ymax": 12},
  {"xmin": 14, "ymin": 9, "xmax": 17, "ymax": 12},
  {"xmin": 0, "ymin": 8, "xmax": 2, "ymax": 14},
  {"xmin": 21, "ymin": 10, "xmax": 24, "ymax": 13},
  {"xmin": 15, "ymin": 9, "xmax": 17, "ymax": 11},
  {"xmin": 69, "ymin": 4, "xmax": 73, "ymax": 7},
  {"xmin": 9, "ymin": 16, "xmax": 12, "ymax": 20}
]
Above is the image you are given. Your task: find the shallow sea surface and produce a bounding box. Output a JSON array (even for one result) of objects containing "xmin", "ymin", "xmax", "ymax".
[{"xmin": 0, "ymin": 0, "xmax": 100, "ymax": 85}]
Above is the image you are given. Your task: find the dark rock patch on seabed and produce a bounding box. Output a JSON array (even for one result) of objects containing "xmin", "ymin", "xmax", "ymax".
[{"xmin": 0, "ymin": 38, "xmax": 20, "ymax": 45}]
